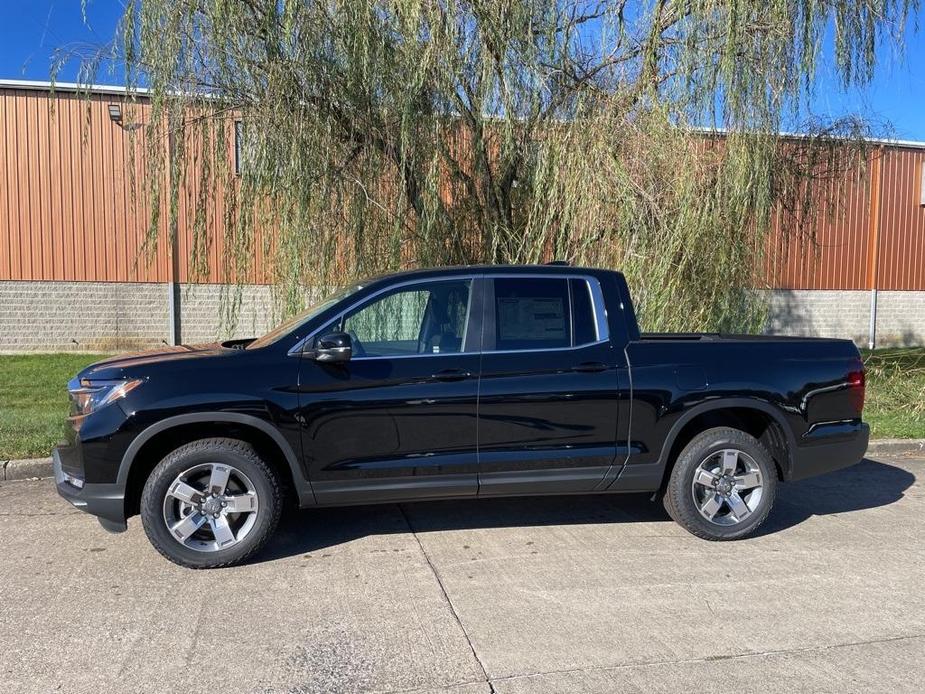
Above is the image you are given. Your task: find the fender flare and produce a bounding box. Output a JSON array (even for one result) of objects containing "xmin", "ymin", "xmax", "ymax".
[
  {"xmin": 117, "ymin": 412, "xmax": 312, "ymax": 504},
  {"xmin": 655, "ymin": 398, "xmax": 797, "ymax": 477}
]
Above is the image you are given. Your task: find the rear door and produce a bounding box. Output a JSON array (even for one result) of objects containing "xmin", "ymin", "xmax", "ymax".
[{"xmin": 477, "ymin": 274, "xmax": 621, "ymax": 495}]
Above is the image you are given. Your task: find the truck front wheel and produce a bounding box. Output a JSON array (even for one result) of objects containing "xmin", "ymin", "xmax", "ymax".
[
  {"xmin": 140, "ymin": 438, "xmax": 282, "ymax": 568},
  {"xmin": 664, "ymin": 427, "xmax": 778, "ymax": 540}
]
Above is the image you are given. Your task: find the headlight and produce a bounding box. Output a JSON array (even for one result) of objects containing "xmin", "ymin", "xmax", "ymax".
[{"xmin": 69, "ymin": 378, "xmax": 143, "ymax": 417}]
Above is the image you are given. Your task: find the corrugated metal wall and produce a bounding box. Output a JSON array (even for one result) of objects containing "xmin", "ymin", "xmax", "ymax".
[
  {"xmin": 2, "ymin": 86, "xmax": 924, "ymax": 290},
  {"xmin": 877, "ymin": 147, "xmax": 925, "ymax": 290},
  {"xmin": 765, "ymin": 144, "xmax": 925, "ymax": 290},
  {"xmin": 0, "ymin": 88, "xmax": 171, "ymax": 282},
  {"xmin": 0, "ymin": 87, "xmax": 262, "ymax": 284},
  {"xmin": 764, "ymin": 157, "xmax": 873, "ymax": 289}
]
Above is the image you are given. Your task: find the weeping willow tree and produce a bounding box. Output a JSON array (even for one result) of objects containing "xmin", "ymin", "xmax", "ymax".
[{"xmin": 62, "ymin": 0, "xmax": 915, "ymax": 332}]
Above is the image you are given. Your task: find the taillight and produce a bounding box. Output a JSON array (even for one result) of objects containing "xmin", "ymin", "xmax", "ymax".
[{"xmin": 847, "ymin": 365, "xmax": 865, "ymax": 415}]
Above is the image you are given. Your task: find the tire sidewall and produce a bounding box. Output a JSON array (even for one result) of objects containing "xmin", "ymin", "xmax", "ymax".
[
  {"xmin": 140, "ymin": 440, "xmax": 279, "ymax": 568},
  {"xmin": 669, "ymin": 428, "xmax": 778, "ymax": 540}
]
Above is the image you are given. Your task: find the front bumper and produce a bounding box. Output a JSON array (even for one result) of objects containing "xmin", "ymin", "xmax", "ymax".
[
  {"xmin": 790, "ymin": 420, "xmax": 870, "ymax": 482},
  {"xmin": 53, "ymin": 447, "xmax": 127, "ymax": 533}
]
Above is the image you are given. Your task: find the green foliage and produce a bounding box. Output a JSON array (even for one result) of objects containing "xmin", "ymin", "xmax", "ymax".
[
  {"xmin": 0, "ymin": 354, "xmax": 110, "ymax": 460},
  {"xmin": 60, "ymin": 0, "xmax": 915, "ymax": 332},
  {"xmin": 862, "ymin": 348, "xmax": 925, "ymax": 440}
]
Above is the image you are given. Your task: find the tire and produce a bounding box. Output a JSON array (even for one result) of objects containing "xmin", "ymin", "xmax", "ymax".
[
  {"xmin": 140, "ymin": 438, "xmax": 282, "ymax": 568},
  {"xmin": 663, "ymin": 427, "xmax": 777, "ymax": 541}
]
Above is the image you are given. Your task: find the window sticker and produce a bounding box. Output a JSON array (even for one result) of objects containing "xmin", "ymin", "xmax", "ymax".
[{"xmin": 498, "ymin": 297, "xmax": 567, "ymax": 341}]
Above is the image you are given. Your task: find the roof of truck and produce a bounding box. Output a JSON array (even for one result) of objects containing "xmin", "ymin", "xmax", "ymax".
[{"xmin": 358, "ymin": 263, "xmax": 621, "ymax": 285}]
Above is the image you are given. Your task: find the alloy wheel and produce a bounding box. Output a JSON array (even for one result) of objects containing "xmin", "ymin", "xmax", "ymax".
[
  {"xmin": 162, "ymin": 462, "xmax": 260, "ymax": 552},
  {"xmin": 690, "ymin": 448, "xmax": 764, "ymax": 526}
]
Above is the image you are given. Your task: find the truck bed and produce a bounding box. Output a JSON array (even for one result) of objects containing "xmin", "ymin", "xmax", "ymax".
[{"xmin": 639, "ymin": 332, "xmax": 846, "ymax": 343}]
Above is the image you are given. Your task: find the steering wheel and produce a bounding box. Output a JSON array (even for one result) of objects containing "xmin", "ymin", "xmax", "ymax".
[{"xmin": 347, "ymin": 330, "xmax": 367, "ymax": 358}]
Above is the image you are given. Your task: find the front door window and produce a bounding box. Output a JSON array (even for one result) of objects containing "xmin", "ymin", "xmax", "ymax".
[{"xmin": 342, "ymin": 280, "xmax": 472, "ymax": 357}]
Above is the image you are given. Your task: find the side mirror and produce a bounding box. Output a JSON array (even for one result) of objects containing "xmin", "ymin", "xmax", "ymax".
[{"xmin": 312, "ymin": 332, "xmax": 352, "ymax": 363}]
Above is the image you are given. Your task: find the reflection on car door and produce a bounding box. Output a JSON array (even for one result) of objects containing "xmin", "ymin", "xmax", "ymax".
[{"xmin": 477, "ymin": 276, "xmax": 621, "ymax": 495}]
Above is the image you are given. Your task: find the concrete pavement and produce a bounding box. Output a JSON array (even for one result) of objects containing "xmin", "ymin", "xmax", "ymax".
[{"xmin": 0, "ymin": 455, "xmax": 923, "ymax": 693}]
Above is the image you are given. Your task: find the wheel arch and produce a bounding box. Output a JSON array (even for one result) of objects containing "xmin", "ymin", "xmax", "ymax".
[
  {"xmin": 655, "ymin": 399, "xmax": 796, "ymax": 494},
  {"xmin": 119, "ymin": 413, "xmax": 313, "ymax": 517}
]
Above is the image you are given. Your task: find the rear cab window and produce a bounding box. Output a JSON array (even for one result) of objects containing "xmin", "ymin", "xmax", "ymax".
[{"xmin": 571, "ymin": 278, "xmax": 597, "ymax": 346}]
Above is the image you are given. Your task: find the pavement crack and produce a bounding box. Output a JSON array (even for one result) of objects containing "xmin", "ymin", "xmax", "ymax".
[
  {"xmin": 398, "ymin": 504, "xmax": 494, "ymax": 691},
  {"xmin": 492, "ymin": 633, "xmax": 925, "ymax": 685},
  {"xmin": 374, "ymin": 677, "xmax": 492, "ymax": 694},
  {"xmin": 0, "ymin": 511, "xmax": 80, "ymax": 517}
]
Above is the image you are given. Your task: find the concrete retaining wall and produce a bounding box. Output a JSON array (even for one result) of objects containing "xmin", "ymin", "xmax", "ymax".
[
  {"xmin": 1, "ymin": 281, "xmax": 923, "ymax": 351},
  {"xmin": 0, "ymin": 281, "xmax": 280, "ymax": 351},
  {"xmin": 765, "ymin": 289, "xmax": 925, "ymax": 346}
]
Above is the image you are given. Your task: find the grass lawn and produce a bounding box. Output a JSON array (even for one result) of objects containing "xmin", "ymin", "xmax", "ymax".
[
  {"xmin": 0, "ymin": 348, "xmax": 923, "ymax": 460},
  {"xmin": 861, "ymin": 347, "xmax": 925, "ymax": 440},
  {"xmin": 0, "ymin": 353, "xmax": 110, "ymax": 460}
]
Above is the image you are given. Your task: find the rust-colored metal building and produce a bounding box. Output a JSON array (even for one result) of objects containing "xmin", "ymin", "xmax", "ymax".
[
  {"xmin": 1, "ymin": 80, "xmax": 923, "ymax": 350},
  {"xmin": 764, "ymin": 142, "xmax": 925, "ymax": 292}
]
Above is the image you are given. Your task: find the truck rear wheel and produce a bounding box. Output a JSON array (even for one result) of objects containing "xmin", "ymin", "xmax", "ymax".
[
  {"xmin": 140, "ymin": 438, "xmax": 282, "ymax": 568},
  {"xmin": 664, "ymin": 427, "xmax": 777, "ymax": 540}
]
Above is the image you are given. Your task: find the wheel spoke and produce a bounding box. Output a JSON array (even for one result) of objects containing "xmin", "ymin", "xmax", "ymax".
[
  {"xmin": 694, "ymin": 469, "xmax": 718, "ymax": 487},
  {"xmin": 208, "ymin": 464, "xmax": 231, "ymax": 495},
  {"xmin": 720, "ymin": 449, "xmax": 738, "ymax": 475},
  {"xmin": 209, "ymin": 515, "xmax": 236, "ymax": 547},
  {"xmin": 734, "ymin": 471, "xmax": 762, "ymax": 490},
  {"xmin": 168, "ymin": 480, "xmax": 203, "ymax": 505},
  {"xmin": 727, "ymin": 491, "xmax": 752, "ymax": 521},
  {"xmin": 700, "ymin": 493, "xmax": 724, "ymax": 520},
  {"xmin": 163, "ymin": 462, "xmax": 260, "ymax": 553},
  {"xmin": 170, "ymin": 512, "xmax": 207, "ymax": 542},
  {"xmin": 223, "ymin": 493, "xmax": 258, "ymax": 514}
]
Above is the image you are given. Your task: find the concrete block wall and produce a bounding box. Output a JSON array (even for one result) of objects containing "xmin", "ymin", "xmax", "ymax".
[
  {"xmin": 873, "ymin": 292, "xmax": 925, "ymax": 346},
  {"xmin": 1, "ymin": 281, "xmax": 923, "ymax": 351},
  {"xmin": 0, "ymin": 281, "xmax": 170, "ymax": 351},
  {"xmin": 175, "ymin": 284, "xmax": 279, "ymax": 345},
  {"xmin": 765, "ymin": 290, "xmax": 925, "ymax": 346},
  {"xmin": 0, "ymin": 281, "xmax": 282, "ymax": 352},
  {"xmin": 765, "ymin": 290, "xmax": 871, "ymax": 344}
]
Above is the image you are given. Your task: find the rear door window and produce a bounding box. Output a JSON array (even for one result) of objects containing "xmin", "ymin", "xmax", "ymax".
[{"xmin": 492, "ymin": 278, "xmax": 571, "ymax": 351}]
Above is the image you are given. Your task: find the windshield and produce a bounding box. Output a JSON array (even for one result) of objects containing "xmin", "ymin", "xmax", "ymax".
[{"xmin": 247, "ymin": 283, "xmax": 364, "ymax": 349}]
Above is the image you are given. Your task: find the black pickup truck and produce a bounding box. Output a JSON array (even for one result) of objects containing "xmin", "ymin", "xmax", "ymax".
[{"xmin": 54, "ymin": 264, "xmax": 869, "ymax": 568}]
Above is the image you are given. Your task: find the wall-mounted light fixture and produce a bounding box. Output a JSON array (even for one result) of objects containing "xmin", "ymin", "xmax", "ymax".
[{"xmin": 107, "ymin": 102, "xmax": 143, "ymax": 132}]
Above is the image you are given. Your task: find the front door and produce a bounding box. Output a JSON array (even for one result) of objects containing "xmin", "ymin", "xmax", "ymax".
[
  {"xmin": 297, "ymin": 277, "xmax": 481, "ymax": 504},
  {"xmin": 477, "ymin": 275, "xmax": 621, "ymax": 495}
]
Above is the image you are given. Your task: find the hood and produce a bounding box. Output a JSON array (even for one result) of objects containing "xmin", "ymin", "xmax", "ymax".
[{"xmin": 77, "ymin": 342, "xmax": 234, "ymax": 380}]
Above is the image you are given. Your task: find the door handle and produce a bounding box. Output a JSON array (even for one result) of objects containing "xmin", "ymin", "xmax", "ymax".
[
  {"xmin": 432, "ymin": 369, "xmax": 472, "ymax": 382},
  {"xmin": 572, "ymin": 361, "xmax": 608, "ymax": 373}
]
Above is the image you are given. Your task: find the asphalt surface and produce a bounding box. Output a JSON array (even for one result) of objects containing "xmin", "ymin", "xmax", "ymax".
[{"xmin": 1, "ymin": 455, "xmax": 923, "ymax": 693}]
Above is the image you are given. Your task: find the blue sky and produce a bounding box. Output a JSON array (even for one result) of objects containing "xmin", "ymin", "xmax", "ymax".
[
  {"xmin": 2, "ymin": 0, "xmax": 924, "ymax": 141},
  {"xmin": 1, "ymin": 1, "xmax": 123, "ymax": 81}
]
